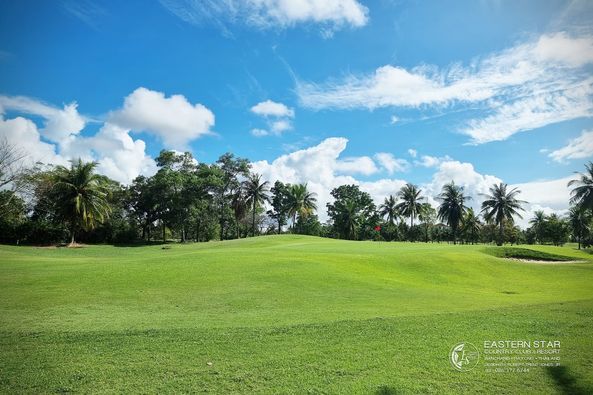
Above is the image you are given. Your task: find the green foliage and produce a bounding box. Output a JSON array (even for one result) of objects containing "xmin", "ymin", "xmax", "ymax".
[
  {"xmin": 327, "ymin": 184, "xmax": 378, "ymax": 240},
  {"xmin": 437, "ymin": 181, "xmax": 469, "ymax": 244},
  {"xmin": 481, "ymin": 183, "xmax": 526, "ymax": 246}
]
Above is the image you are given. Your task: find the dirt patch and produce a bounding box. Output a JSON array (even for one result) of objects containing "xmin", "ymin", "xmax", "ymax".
[{"xmin": 505, "ymin": 258, "xmax": 587, "ymax": 264}]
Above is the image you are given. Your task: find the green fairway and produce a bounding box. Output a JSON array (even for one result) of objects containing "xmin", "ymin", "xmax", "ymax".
[{"xmin": 1, "ymin": 236, "xmax": 593, "ymax": 394}]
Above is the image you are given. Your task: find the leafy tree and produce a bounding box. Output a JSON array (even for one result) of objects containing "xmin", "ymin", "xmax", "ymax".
[
  {"xmin": 244, "ymin": 173, "xmax": 270, "ymax": 236},
  {"xmin": 294, "ymin": 214, "xmax": 322, "ymax": 236},
  {"xmin": 396, "ymin": 183, "xmax": 424, "ymax": 231},
  {"xmin": 214, "ymin": 153, "xmax": 250, "ymax": 240},
  {"xmin": 541, "ymin": 213, "xmax": 569, "ymax": 246},
  {"xmin": 50, "ymin": 159, "xmax": 111, "ymax": 245},
  {"xmin": 480, "ymin": 183, "xmax": 526, "ymax": 246},
  {"xmin": 268, "ymin": 181, "xmax": 290, "ymax": 234},
  {"xmin": 286, "ymin": 183, "xmax": 317, "ymax": 230},
  {"xmin": 437, "ymin": 182, "xmax": 469, "ymax": 244},
  {"xmin": 327, "ymin": 184, "xmax": 377, "ymax": 240},
  {"xmin": 568, "ymin": 162, "xmax": 593, "ymax": 212},
  {"xmin": 418, "ymin": 202, "xmax": 436, "ymax": 243}
]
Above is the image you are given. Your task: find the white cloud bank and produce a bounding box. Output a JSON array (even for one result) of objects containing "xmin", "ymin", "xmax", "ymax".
[
  {"xmin": 252, "ymin": 137, "xmax": 573, "ymax": 227},
  {"xmin": 297, "ymin": 32, "xmax": 593, "ymax": 144},
  {"xmin": 0, "ymin": 87, "xmax": 214, "ymax": 183},
  {"xmin": 159, "ymin": 0, "xmax": 368, "ymax": 35}
]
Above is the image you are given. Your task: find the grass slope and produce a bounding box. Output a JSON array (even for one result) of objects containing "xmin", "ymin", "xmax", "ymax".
[{"xmin": 1, "ymin": 235, "xmax": 592, "ymax": 393}]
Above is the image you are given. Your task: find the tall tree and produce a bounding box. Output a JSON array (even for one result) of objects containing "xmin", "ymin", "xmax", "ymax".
[
  {"xmin": 437, "ymin": 182, "xmax": 470, "ymax": 244},
  {"xmin": 231, "ymin": 185, "xmax": 248, "ymax": 239},
  {"xmin": 568, "ymin": 162, "xmax": 593, "ymax": 212},
  {"xmin": 568, "ymin": 205, "xmax": 591, "ymax": 250},
  {"xmin": 50, "ymin": 159, "xmax": 111, "ymax": 245},
  {"xmin": 480, "ymin": 183, "xmax": 526, "ymax": 246},
  {"xmin": 286, "ymin": 183, "xmax": 317, "ymax": 230},
  {"xmin": 268, "ymin": 181, "xmax": 290, "ymax": 234},
  {"xmin": 215, "ymin": 153, "xmax": 250, "ymax": 240},
  {"xmin": 529, "ymin": 210, "xmax": 546, "ymax": 244},
  {"xmin": 396, "ymin": 183, "xmax": 424, "ymax": 229},
  {"xmin": 244, "ymin": 173, "xmax": 270, "ymax": 237},
  {"xmin": 418, "ymin": 202, "xmax": 436, "ymax": 243},
  {"xmin": 379, "ymin": 195, "xmax": 399, "ymax": 225},
  {"xmin": 327, "ymin": 184, "xmax": 377, "ymax": 240},
  {"xmin": 461, "ymin": 207, "xmax": 481, "ymax": 244}
]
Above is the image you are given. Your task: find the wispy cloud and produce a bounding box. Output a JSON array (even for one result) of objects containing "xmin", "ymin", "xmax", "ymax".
[
  {"xmin": 159, "ymin": 0, "xmax": 368, "ymax": 37},
  {"xmin": 297, "ymin": 32, "xmax": 593, "ymax": 144},
  {"xmin": 549, "ymin": 129, "xmax": 593, "ymax": 162},
  {"xmin": 61, "ymin": 0, "xmax": 107, "ymax": 30}
]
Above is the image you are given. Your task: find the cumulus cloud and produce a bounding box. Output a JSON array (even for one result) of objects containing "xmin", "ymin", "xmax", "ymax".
[
  {"xmin": 374, "ymin": 152, "xmax": 409, "ymax": 174},
  {"xmin": 297, "ymin": 32, "xmax": 593, "ymax": 144},
  {"xmin": 250, "ymin": 99, "xmax": 294, "ymax": 137},
  {"xmin": 548, "ymin": 129, "xmax": 593, "ymax": 162},
  {"xmin": 251, "ymin": 137, "xmax": 406, "ymax": 221},
  {"xmin": 109, "ymin": 87, "xmax": 215, "ymax": 149},
  {"xmin": 251, "ymin": 100, "xmax": 294, "ymax": 118},
  {"xmin": 407, "ymin": 149, "xmax": 417, "ymax": 158},
  {"xmin": 415, "ymin": 154, "xmax": 452, "ymax": 168},
  {"xmin": 0, "ymin": 94, "xmax": 85, "ymax": 142},
  {"xmin": 159, "ymin": 0, "xmax": 368, "ymax": 35}
]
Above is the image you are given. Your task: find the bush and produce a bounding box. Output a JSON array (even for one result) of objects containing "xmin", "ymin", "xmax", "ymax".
[{"xmin": 482, "ymin": 247, "xmax": 574, "ymax": 261}]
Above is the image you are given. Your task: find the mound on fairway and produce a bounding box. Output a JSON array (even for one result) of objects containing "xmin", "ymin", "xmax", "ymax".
[
  {"xmin": 482, "ymin": 246, "xmax": 579, "ymax": 262},
  {"xmin": 1, "ymin": 235, "xmax": 592, "ymax": 394}
]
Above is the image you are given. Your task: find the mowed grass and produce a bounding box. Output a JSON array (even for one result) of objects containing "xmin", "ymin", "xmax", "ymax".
[{"xmin": 0, "ymin": 235, "xmax": 592, "ymax": 394}]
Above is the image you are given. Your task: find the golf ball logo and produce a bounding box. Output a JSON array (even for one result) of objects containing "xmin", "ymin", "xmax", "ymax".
[{"xmin": 450, "ymin": 342, "xmax": 480, "ymax": 371}]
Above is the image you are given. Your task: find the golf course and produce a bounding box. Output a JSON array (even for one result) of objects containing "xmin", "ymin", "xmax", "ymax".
[{"xmin": 1, "ymin": 235, "xmax": 592, "ymax": 394}]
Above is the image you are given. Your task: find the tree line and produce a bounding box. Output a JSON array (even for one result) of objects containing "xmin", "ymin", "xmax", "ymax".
[{"xmin": 1, "ymin": 143, "xmax": 592, "ymax": 248}]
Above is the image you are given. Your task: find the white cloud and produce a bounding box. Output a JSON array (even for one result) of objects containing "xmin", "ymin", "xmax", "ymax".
[
  {"xmin": 0, "ymin": 95, "xmax": 85, "ymax": 142},
  {"xmin": 549, "ymin": 129, "xmax": 593, "ymax": 162},
  {"xmin": 390, "ymin": 115, "xmax": 399, "ymax": 124},
  {"xmin": 374, "ymin": 152, "xmax": 409, "ymax": 174},
  {"xmin": 0, "ymin": 115, "xmax": 68, "ymax": 167},
  {"xmin": 407, "ymin": 149, "xmax": 417, "ymax": 158},
  {"xmin": 0, "ymin": 93, "xmax": 159, "ymax": 184},
  {"xmin": 109, "ymin": 87, "xmax": 215, "ymax": 149},
  {"xmin": 250, "ymin": 99, "xmax": 294, "ymax": 137},
  {"xmin": 297, "ymin": 32, "xmax": 593, "ymax": 144},
  {"xmin": 250, "ymin": 128, "xmax": 270, "ymax": 137},
  {"xmin": 251, "ymin": 100, "xmax": 294, "ymax": 118},
  {"xmin": 415, "ymin": 154, "xmax": 452, "ymax": 168},
  {"xmin": 159, "ymin": 0, "xmax": 368, "ymax": 35},
  {"xmin": 336, "ymin": 156, "xmax": 378, "ymax": 175}
]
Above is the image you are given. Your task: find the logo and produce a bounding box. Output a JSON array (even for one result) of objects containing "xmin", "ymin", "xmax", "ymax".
[{"xmin": 450, "ymin": 342, "xmax": 480, "ymax": 371}]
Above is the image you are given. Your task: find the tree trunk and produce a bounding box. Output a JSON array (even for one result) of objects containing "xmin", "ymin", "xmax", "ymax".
[
  {"xmin": 69, "ymin": 224, "xmax": 76, "ymax": 246},
  {"xmin": 162, "ymin": 221, "xmax": 166, "ymax": 242},
  {"xmin": 252, "ymin": 200, "xmax": 256, "ymax": 237},
  {"xmin": 278, "ymin": 219, "xmax": 282, "ymax": 235},
  {"xmin": 497, "ymin": 221, "xmax": 504, "ymax": 246}
]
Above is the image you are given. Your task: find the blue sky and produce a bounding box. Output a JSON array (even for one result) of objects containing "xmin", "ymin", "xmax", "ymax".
[{"xmin": 1, "ymin": 0, "xmax": 592, "ymax": 224}]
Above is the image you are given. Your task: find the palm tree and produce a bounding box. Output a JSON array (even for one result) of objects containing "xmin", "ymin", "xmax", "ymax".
[
  {"xmin": 461, "ymin": 208, "xmax": 481, "ymax": 244},
  {"xmin": 379, "ymin": 195, "xmax": 399, "ymax": 225},
  {"xmin": 396, "ymin": 183, "xmax": 424, "ymax": 229},
  {"xmin": 286, "ymin": 183, "xmax": 317, "ymax": 230},
  {"xmin": 568, "ymin": 162, "xmax": 593, "ymax": 211},
  {"xmin": 437, "ymin": 182, "xmax": 470, "ymax": 244},
  {"xmin": 529, "ymin": 210, "xmax": 546, "ymax": 244},
  {"xmin": 51, "ymin": 159, "xmax": 111, "ymax": 246},
  {"xmin": 243, "ymin": 173, "xmax": 270, "ymax": 237},
  {"xmin": 568, "ymin": 205, "xmax": 591, "ymax": 250},
  {"xmin": 480, "ymin": 183, "xmax": 526, "ymax": 246}
]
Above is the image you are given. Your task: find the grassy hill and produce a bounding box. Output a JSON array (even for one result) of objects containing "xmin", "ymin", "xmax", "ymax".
[{"xmin": 1, "ymin": 236, "xmax": 592, "ymax": 393}]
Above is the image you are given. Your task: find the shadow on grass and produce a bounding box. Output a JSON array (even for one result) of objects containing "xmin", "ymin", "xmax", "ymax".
[
  {"xmin": 375, "ymin": 385, "xmax": 401, "ymax": 395},
  {"xmin": 547, "ymin": 366, "xmax": 592, "ymax": 395}
]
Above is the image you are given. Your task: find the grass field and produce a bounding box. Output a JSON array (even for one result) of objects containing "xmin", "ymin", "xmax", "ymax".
[{"xmin": 1, "ymin": 235, "xmax": 592, "ymax": 394}]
